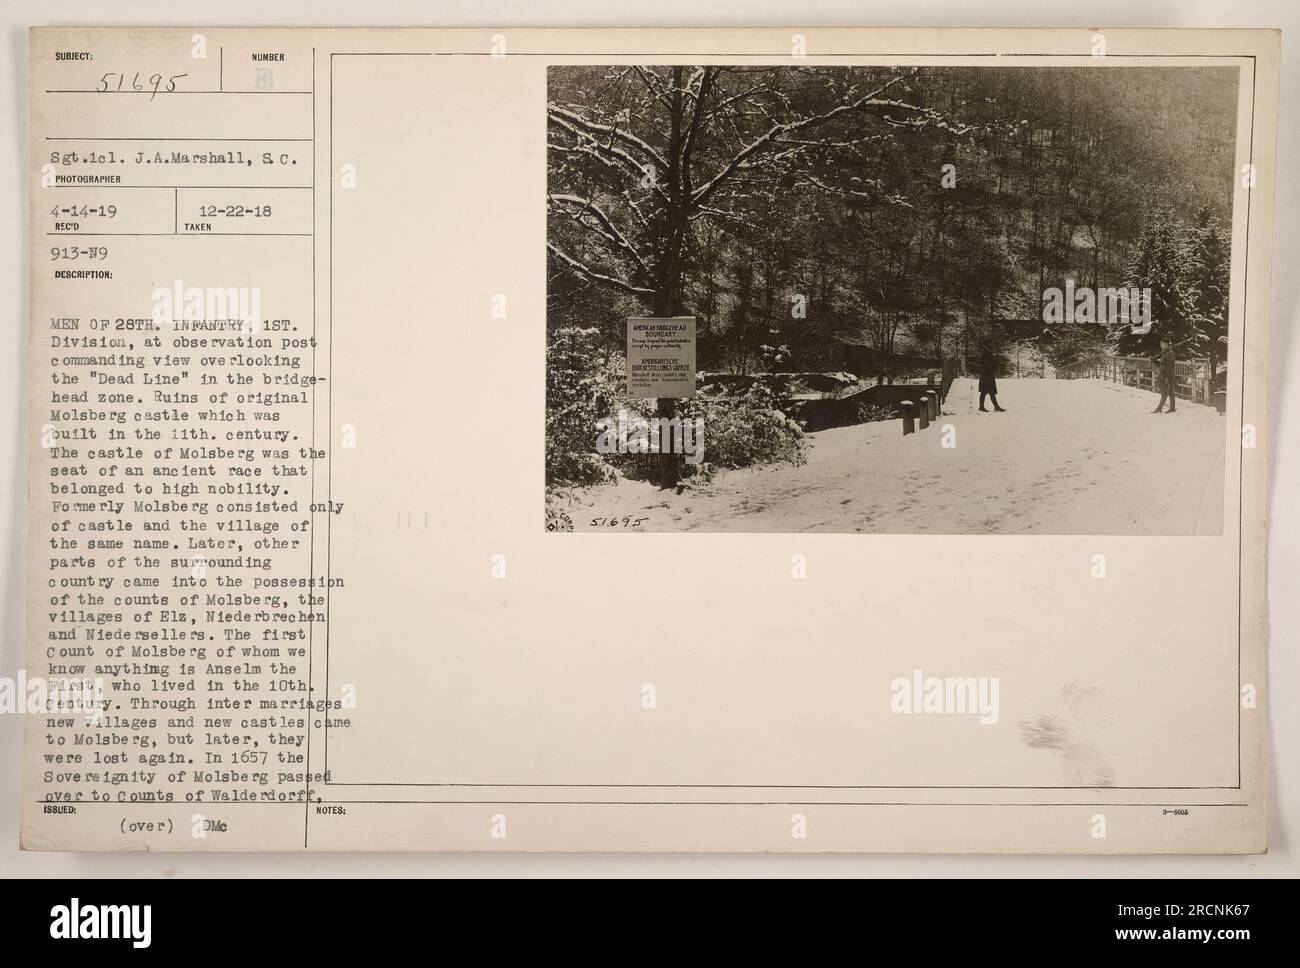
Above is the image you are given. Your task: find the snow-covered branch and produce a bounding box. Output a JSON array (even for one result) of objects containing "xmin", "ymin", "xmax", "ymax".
[
  {"xmin": 549, "ymin": 193, "xmax": 654, "ymax": 280},
  {"xmin": 691, "ymin": 69, "xmax": 944, "ymax": 208},
  {"xmin": 546, "ymin": 241, "xmax": 657, "ymax": 298},
  {"xmin": 547, "ymin": 103, "xmax": 669, "ymax": 172}
]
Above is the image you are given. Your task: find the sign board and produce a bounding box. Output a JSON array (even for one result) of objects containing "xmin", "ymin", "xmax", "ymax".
[{"xmin": 625, "ymin": 317, "xmax": 696, "ymax": 399}]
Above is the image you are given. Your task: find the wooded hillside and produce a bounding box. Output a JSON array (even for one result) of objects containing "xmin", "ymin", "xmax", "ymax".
[{"xmin": 547, "ymin": 65, "xmax": 1238, "ymax": 373}]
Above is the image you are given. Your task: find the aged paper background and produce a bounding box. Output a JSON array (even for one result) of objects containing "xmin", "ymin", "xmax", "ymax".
[{"xmin": 14, "ymin": 23, "xmax": 1279, "ymax": 855}]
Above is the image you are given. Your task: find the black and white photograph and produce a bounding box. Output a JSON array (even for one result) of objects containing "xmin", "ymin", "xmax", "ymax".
[{"xmin": 546, "ymin": 63, "xmax": 1239, "ymax": 534}]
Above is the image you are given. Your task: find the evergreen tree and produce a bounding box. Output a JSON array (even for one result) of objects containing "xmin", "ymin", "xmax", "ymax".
[
  {"xmin": 1179, "ymin": 208, "xmax": 1231, "ymax": 382},
  {"xmin": 1121, "ymin": 206, "xmax": 1187, "ymax": 354}
]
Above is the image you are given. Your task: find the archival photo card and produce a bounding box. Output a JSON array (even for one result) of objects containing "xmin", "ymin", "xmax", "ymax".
[{"xmin": 21, "ymin": 27, "xmax": 1275, "ymax": 854}]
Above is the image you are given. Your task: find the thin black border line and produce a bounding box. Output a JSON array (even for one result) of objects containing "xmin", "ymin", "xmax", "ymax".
[
  {"xmin": 304, "ymin": 45, "xmax": 317, "ymax": 849},
  {"xmin": 45, "ymin": 232, "xmax": 312, "ymax": 237},
  {"xmin": 39, "ymin": 799, "xmax": 1250, "ymax": 808},
  {"xmin": 319, "ymin": 51, "xmax": 1255, "ymax": 804},
  {"xmin": 47, "ymin": 185, "xmax": 314, "ymax": 189},
  {"xmin": 311, "ymin": 800, "xmax": 1254, "ymax": 807},
  {"xmin": 322, "ymin": 782, "xmax": 1244, "ymax": 790},
  {"xmin": 1237, "ymin": 57, "xmax": 1256, "ymax": 790},
  {"xmin": 44, "ymin": 90, "xmax": 312, "ymax": 95},
  {"xmin": 322, "ymin": 51, "xmax": 335, "ymax": 791},
  {"xmin": 336, "ymin": 52, "xmax": 1252, "ymax": 59},
  {"xmin": 45, "ymin": 136, "xmax": 312, "ymax": 141}
]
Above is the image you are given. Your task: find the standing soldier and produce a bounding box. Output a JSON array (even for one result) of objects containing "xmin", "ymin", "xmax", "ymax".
[
  {"xmin": 1152, "ymin": 338, "xmax": 1178, "ymax": 413},
  {"xmin": 978, "ymin": 344, "xmax": 1005, "ymax": 412}
]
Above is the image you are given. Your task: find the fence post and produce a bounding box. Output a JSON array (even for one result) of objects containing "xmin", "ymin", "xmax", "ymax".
[
  {"xmin": 901, "ymin": 400, "xmax": 916, "ymax": 435},
  {"xmin": 917, "ymin": 399, "xmax": 929, "ymax": 430},
  {"xmin": 926, "ymin": 389, "xmax": 939, "ymax": 421}
]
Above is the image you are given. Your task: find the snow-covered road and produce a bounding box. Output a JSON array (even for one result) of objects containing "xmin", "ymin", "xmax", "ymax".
[{"xmin": 563, "ymin": 377, "xmax": 1228, "ymax": 534}]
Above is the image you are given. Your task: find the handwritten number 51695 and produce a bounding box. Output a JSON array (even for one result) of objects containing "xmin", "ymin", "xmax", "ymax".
[{"xmin": 97, "ymin": 72, "xmax": 188, "ymax": 100}]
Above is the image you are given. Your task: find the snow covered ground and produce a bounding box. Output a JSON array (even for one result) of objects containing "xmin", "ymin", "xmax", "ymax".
[{"xmin": 559, "ymin": 377, "xmax": 1227, "ymax": 535}]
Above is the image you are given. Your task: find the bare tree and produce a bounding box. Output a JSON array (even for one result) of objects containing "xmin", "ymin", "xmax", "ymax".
[{"xmin": 547, "ymin": 65, "xmax": 972, "ymax": 318}]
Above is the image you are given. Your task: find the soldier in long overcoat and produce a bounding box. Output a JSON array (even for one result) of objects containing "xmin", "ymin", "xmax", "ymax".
[
  {"xmin": 1153, "ymin": 339, "xmax": 1177, "ymax": 413},
  {"xmin": 978, "ymin": 346, "xmax": 1005, "ymax": 412}
]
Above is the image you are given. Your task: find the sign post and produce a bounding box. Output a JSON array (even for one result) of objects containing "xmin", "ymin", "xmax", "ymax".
[{"xmin": 626, "ymin": 316, "xmax": 696, "ymax": 489}]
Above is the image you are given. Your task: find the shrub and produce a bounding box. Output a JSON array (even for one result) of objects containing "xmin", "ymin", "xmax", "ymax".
[
  {"xmin": 854, "ymin": 403, "xmax": 896, "ymax": 423},
  {"xmin": 678, "ymin": 382, "xmax": 807, "ymax": 473},
  {"xmin": 546, "ymin": 328, "xmax": 808, "ymax": 485},
  {"xmin": 546, "ymin": 327, "xmax": 623, "ymax": 486}
]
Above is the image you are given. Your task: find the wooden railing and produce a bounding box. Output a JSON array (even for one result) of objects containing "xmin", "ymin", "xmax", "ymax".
[{"xmin": 1055, "ymin": 355, "xmax": 1213, "ymax": 405}]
